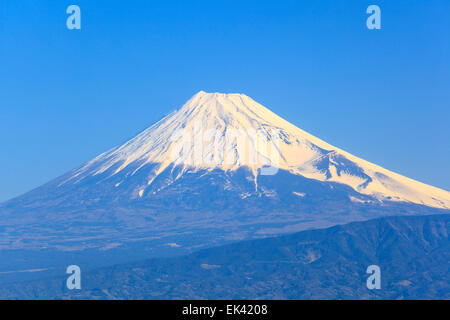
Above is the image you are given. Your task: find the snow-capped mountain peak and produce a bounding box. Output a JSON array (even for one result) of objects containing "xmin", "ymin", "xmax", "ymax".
[{"xmin": 64, "ymin": 91, "xmax": 450, "ymax": 209}]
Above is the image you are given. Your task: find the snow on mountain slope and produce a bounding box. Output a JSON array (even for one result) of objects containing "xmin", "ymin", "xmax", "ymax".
[{"xmin": 62, "ymin": 91, "xmax": 449, "ymax": 209}]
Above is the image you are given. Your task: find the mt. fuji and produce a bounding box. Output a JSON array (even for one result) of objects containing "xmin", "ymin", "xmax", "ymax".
[
  {"xmin": 60, "ymin": 91, "xmax": 449, "ymax": 208},
  {"xmin": 0, "ymin": 91, "xmax": 448, "ymax": 280}
]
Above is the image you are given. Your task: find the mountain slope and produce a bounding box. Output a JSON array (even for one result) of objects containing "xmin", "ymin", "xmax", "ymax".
[
  {"xmin": 0, "ymin": 91, "xmax": 448, "ymax": 276},
  {"xmin": 56, "ymin": 91, "xmax": 450, "ymax": 208},
  {"xmin": 1, "ymin": 214, "xmax": 448, "ymax": 300}
]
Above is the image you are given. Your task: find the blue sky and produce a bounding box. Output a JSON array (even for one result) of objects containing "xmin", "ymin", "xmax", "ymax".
[{"xmin": 0, "ymin": 0, "xmax": 449, "ymax": 202}]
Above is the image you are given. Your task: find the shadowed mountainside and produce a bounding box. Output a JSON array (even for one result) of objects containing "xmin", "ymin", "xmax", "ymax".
[
  {"xmin": 1, "ymin": 214, "xmax": 448, "ymax": 300},
  {"xmin": 1, "ymin": 92, "xmax": 449, "ymax": 283}
]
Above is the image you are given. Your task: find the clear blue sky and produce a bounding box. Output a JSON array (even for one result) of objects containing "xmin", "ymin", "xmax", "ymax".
[{"xmin": 0, "ymin": 0, "xmax": 449, "ymax": 202}]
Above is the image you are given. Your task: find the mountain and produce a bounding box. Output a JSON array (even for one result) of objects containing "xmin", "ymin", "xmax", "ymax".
[
  {"xmin": 0, "ymin": 91, "xmax": 448, "ymax": 281},
  {"xmin": 1, "ymin": 214, "xmax": 448, "ymax": 300},
  {"xmin": 36, "ymin": 91, "xmax": 450, "ymax": 208}
]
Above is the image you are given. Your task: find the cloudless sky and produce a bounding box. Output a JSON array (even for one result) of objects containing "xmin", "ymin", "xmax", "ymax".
[{"xmin": 0, "ymin": 0, "xmax": 449, "ymax": 202}]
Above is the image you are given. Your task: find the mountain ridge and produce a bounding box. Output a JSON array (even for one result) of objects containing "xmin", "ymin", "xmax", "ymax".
[
  {"xmin": 2, "ymin": 91, "xmax": 448, "ymax": 208},
  {"xmin": 53, "ymin": 91, "xmax": 450, "ymax": 208},
  {"xmin": 0, "ymin": 91, "xmax": 448, "ymax": 276},
  {"xmin": 1, "ymin": 214, "xmax": 448, "ymax": 300}
]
